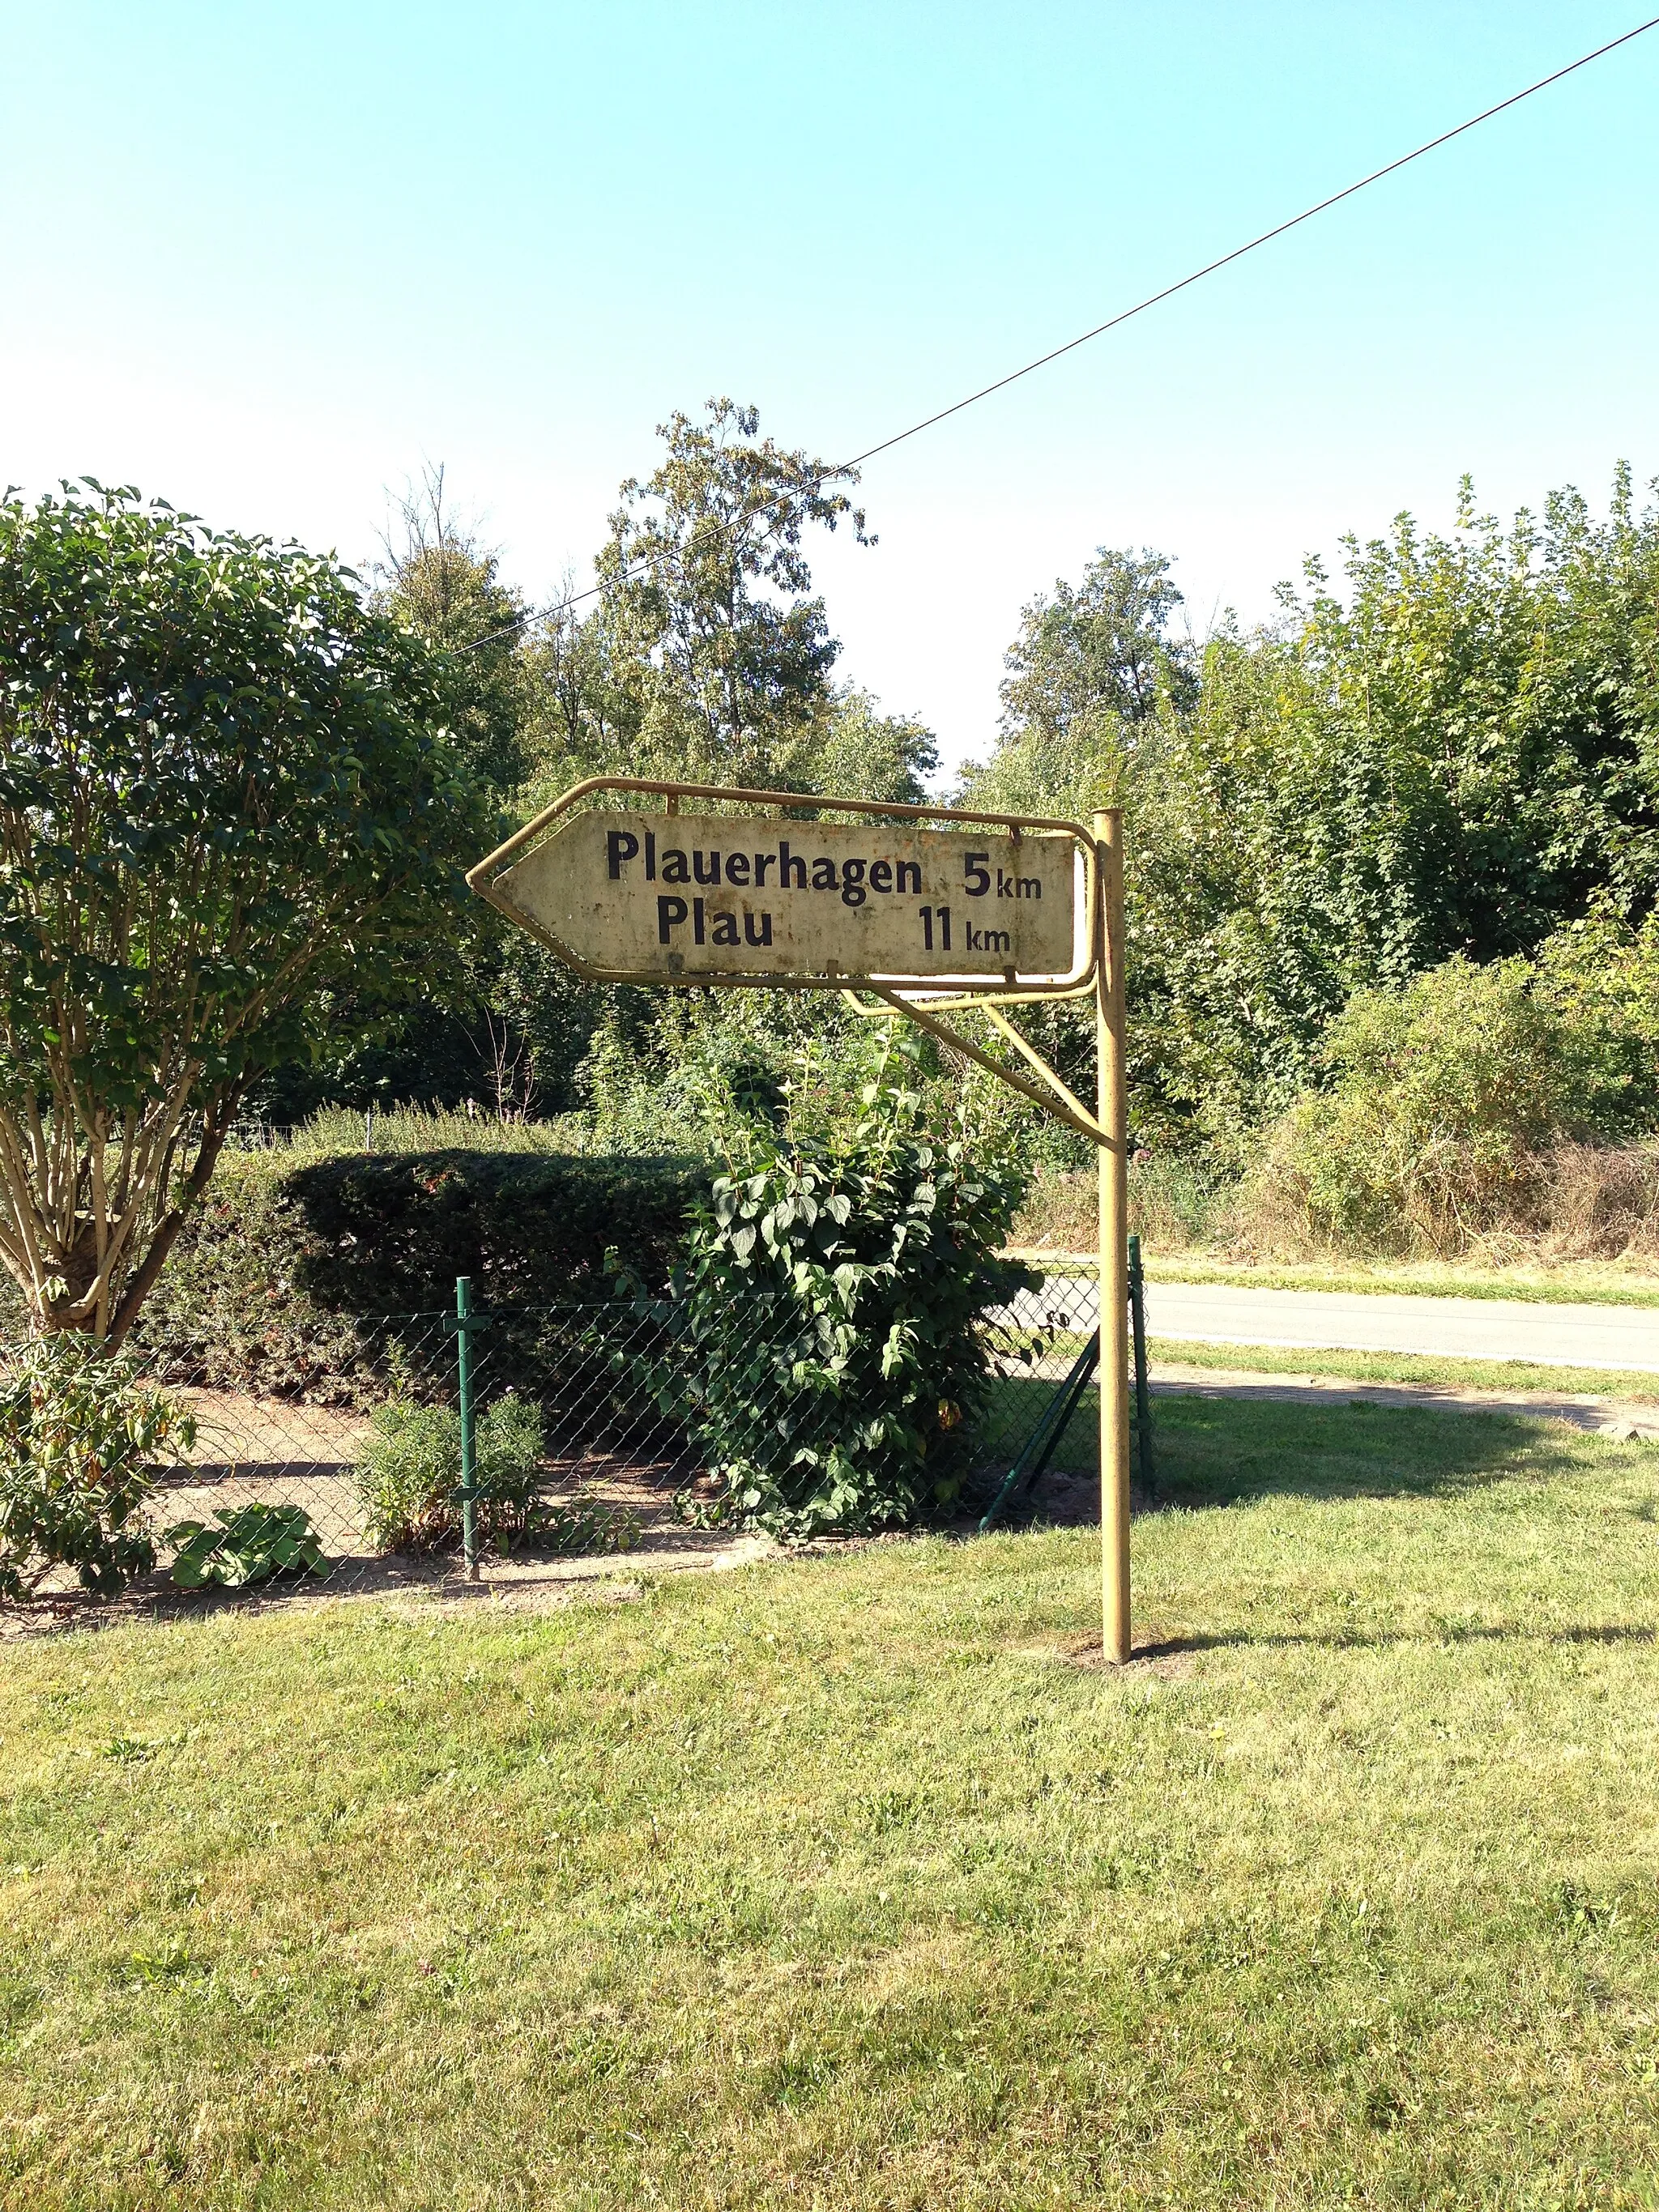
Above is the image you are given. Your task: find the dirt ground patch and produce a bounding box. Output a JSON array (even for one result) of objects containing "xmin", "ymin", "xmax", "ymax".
[{"xmin": 3, "ymin": 1385, "xmax": 773, "ymax": 1639}]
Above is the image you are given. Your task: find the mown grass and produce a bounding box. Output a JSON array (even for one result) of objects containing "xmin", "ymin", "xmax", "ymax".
[
  {"xmin": 1137, "ymin": 1253, "xmax": 1659, "ymax": 1310},
  {"xmin": 5, "ymin": 1397, "xmax": 1659, "ymax": 2208},
  {"xmin": 1145, "ymin": 1335, "xmax": 1659, "ymax": 1405}
]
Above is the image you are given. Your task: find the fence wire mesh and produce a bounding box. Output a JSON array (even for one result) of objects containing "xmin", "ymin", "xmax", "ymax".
[{"xmin": 3, "ymin": 1272, "xmax": 1143, "ymax": 1629}]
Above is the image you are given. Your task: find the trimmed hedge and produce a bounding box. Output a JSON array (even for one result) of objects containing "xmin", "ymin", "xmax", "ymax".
[{"xmin": 129, "ymin": 1149, "xmax": 707, "ymax": 1403}]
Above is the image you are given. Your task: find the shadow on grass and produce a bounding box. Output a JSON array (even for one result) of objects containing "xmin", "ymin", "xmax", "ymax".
[{"xmin": 987, "ymin": 1378, "xmax": 1628, "ymax": 1518}]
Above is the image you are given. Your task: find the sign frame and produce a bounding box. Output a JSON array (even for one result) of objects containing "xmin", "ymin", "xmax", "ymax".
[
  {"xmin": 465, "ymin": 774, "xmax": 1099, "ymax": 997},
  {"xmin": 467, "ymin": 778, "xmax": 1132, "ymax": 1668}
]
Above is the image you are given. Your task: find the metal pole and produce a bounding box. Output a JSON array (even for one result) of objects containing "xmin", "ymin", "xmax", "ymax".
[
  {"xmin": 1128, "ymin": 1231, "xmax": 1154, "ymax": 1498},
  {"xmin": 456, "ymin": 1274, "xmax": 480, "ymax": 1583},
  {"xmin": 1094, "ymin": 811, "xmax": 1131, "ymax": 1663}
]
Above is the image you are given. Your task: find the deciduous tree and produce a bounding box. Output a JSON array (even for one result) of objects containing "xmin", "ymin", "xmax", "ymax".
[{"xmin": 0, "ymin": 484, "xmax": 488, "ymax": 1336}]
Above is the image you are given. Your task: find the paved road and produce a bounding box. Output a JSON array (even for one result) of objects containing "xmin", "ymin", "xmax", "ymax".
[
  {"xmin": 1015, "ymin": 1274, "xmax": 1659, "ymax": 1372},
  {"xmin": 1145, "ymin": 1280, "xmax": 1659, "ymax": 1373}
]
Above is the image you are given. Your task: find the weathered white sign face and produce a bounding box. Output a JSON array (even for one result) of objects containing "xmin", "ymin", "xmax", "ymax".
[{"xmin": 488, "ymin": 811, "xmax": 1081, "ymax": 984}]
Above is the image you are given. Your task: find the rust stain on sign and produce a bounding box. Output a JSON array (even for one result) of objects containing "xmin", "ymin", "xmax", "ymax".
[{"xmin": 492, "ymin": 811, "xmax": 1080, "ymax": 985}]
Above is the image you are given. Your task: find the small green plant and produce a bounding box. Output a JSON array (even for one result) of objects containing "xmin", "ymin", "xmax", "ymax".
[
  {"xmin": 163, "ymin": 1503, "xmax": 325, "ymax": 1589},
  {"xmin": 0, "ymin": 1332, "xmax": 195, "ymax": 1600},
  {"xmin": 352, "ymin": 1401, "xmax": 469, "ymax": 1552},
  {"xmin": 352, "ymin": 1389, "xmax": 635, "ymax": 1556}
]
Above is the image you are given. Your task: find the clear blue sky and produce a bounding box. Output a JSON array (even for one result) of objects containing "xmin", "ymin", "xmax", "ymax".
[{"xmin": 3, "ymin": 2, "xmax": 1656, "ymax": 775}]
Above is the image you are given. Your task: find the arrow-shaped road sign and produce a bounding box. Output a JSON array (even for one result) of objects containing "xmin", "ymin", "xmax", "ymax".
[{"xmin": 470, "ymin": 794, "xmax": 1087, "ymax": 991}]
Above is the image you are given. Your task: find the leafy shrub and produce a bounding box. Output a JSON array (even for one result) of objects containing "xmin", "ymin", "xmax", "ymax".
[
  {"xmin": 634, "ymin": 1034, "xmax": 1033, "ymax": 1538},
  {"xmin": 1239, "ymin": 954, "xmax": 1653, "ymax": 1257},
  {"xmin": 130, "ymin": 1149, "xmax": 707, "ymax": 1404},
  {"xmin": 164, "ymin": 1503, "xmax": 325, "ymax": 1589},
  {"xmin": 0, "ymin": 1335, "xmax": 194, "ymax": 1600},
  {"xmin": 352, "ymin": 1388, "xmax": 636, "ymax": 1555}
]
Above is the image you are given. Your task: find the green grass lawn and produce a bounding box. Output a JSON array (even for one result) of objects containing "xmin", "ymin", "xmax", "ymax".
[
  {"xmin": 1145, "ymin": 1335, "xmax": 1659, "ymax": 1405},
  {"xmin": 6, "ymin": 1397, "xmax": 1659, "ymax": 2208},
  {"xmin": 1136, "ymin": 1254, "xmax": 1659, "ymax": 1309},
  {"xmin": 1013, "ymin": 1247, "xmax": 1659, "ymax": 1308}
]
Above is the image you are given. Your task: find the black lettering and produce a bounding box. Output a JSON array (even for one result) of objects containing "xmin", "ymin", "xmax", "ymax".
[
  {"xmin": 662, "ymin": 848, "xmax": 689, "ymax": 884},
  {"xmin": 657, "ymin": 895, "xmax": 687, "ymax": 944},
  {"xmin": 897, "ymin": 859, "xmax": 921, "ymax": 895},
  {"xmin": 869, "ymin": 859, "xmax": 893, "ymax": 894},
  {"xmin": 754, "ymin": 853, "xmax": 775, "ymax": 887},
  {"xmin": 744, "ymin": 910, "xmax": 774, "ymax": 947},
  {"xmin": 964, "ymin": 851, "xmax": 990, "ymax": 897},
  {"xmin": 711, "ymin": 910, "xmax": 740, "ymax": 946},
  {"xmin": 1017, "ymin": 876, "xmax": 1040, "ymax": 898},
  {"xmin": 645, "ymin": 830, "xmax": 656, "ymax": 880},
  {"xmin": 966, "ymin": 924, "xmax": 1012, "ymax": 954},
  {"xmin": 693, "ymin": 898, "xmax": 706, "ymax": 944},
  {"xmin": 606, "ymin": 829, "xmax": 639, "ymax": 879},
  {"xmin": 725, "ymin": 852, "xmax": 750, "ymax": 887},
  {"xmin": 693, "ymin": 849, "xmax": 721, "ymax": 886},
  {"xmin": 841, "ymin": 858, "xmax": 867, "ymax": 907},
  {"xmin": 778, "ymin": 842, "xmax": 807, "ymax": 889},
  {"xmin": 811, "ymin": 857, "xmax": 838, "ymax": 892}
]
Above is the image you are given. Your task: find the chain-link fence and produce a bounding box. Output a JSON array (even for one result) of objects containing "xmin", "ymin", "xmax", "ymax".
[{"xmin": 4, "ymin": 1264, "xmax": 1151, "ymax": 1627}]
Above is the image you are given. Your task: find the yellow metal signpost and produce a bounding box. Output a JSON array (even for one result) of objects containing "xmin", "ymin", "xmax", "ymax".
[{"xmin": 469, "ymin": 776, "xmax": 1132, "ymax": 1663}]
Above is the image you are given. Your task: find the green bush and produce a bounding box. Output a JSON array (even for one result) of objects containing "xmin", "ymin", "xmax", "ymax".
[
  {"xmin": 129, "ymin": 1149, "xmax": 707, "ymax": 1403},
  {"xmin": 635, "ymin": 1035, "xmax": 1033, "ymax": 1538},
  {"xmin": 0, "ymin": 1336, "xmax": 194, "ymax": 1600},
  {"xmin": 1241, "ymin": 954, "xmax": 1653, "ymax": 1256},
  {"xmin": 164, "ymin": 1503, "xmax": 325, "ymax": 1590}
]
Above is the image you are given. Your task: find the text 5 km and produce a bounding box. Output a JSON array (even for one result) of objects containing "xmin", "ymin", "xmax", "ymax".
[{"xmin": 606, "ymin": 831, "xmax": 1043, "ymax": 909}]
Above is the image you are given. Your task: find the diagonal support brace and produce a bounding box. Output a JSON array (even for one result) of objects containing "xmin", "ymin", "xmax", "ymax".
[{"xmin": 843, "ymin": 987, "xmax": 1109, "ymax": 1149}]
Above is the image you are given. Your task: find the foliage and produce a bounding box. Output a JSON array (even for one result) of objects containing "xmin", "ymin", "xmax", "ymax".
[
  {"xmin": 352, "ymin": 1388, "xmax": 634, "ymax": 1555},
  {"xmin": 1240, "ymin": 953, "xmax": 1654, "ymax": 1256},
  {"xmin": 126, "ymin": 1149, "xmax": 706, "ymax": 1404},
  {"xmin": 636, "ymin": 1033, "xmax": 1033, "ymax": 1537},
  {"xmin": 258, "ymin": 414, "xmax": 935, "ymax": 1130},
  {"xmin": 163, "ymin": 1502, "xmax": 324, "ymax": 1589},
  {"xmin": 961, "ymin": 545, "xmax": 1194, "ymax": 821},
  {"xmin": 959, "ymin": 473, "xmax": 1659, "ymax": 1147},
  {"xmin": 593, "ymin": 397, "xmax": 869, "ymax": 789},
  {"xmin": 373, "ymin": 463, "xmax": 531, "ymax": 795},
  {"xmin": 0, "ymin": 1332, "xmax": 194, "ymax": 1600},
  {"xmin": 810, "ymin": 688, "xmax": 938, "ymax": 807},
  {"xmin": 0, "ymin": 482, "xmax": 489, "ymax": 1339},
  {"xmin": 1129, "ymin": 474, "xmax": 1659, "ymax": 1139}
]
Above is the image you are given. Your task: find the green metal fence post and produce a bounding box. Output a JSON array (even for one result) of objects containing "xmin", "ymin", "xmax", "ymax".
[
  {"xmin": 456, "ymin": 1275, "xmax": 480, "ymax": 1582},
  {"xmin": 1128, "ymin": 1233, "xmax": 1154, "ymax": 1498}
]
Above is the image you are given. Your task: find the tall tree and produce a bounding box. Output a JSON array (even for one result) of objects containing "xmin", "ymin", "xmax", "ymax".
[
  {"xmin": 962, "ymin": 545, "xmax": 1194, "ymax": 818},
  {"xmin": 1128, "ymin": 471, "xmax": 1659, "ymax": 1140},
  {"xmin": 1001, "ymin": 544, "xmax": 1194, "ymax": 738},
  {"xmin": 813, "ymin": 688, "xmax": 938, "ymax": 807},
  {"xmin": 376, "ymin": 465, "xmax": 531, "ymax": 793},
  {"xmin": 0, "ymin": 484, "xmax": 487, "ymax": 1336},
  {"xmin": 595, "ymin": 398, "xmax": 868, "ymax": 788}
]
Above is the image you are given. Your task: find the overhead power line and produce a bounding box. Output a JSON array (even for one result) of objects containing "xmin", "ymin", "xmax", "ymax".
[{"xmin": 467, "ymin": 12, "xmax": 1659, "ymax": 653}]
